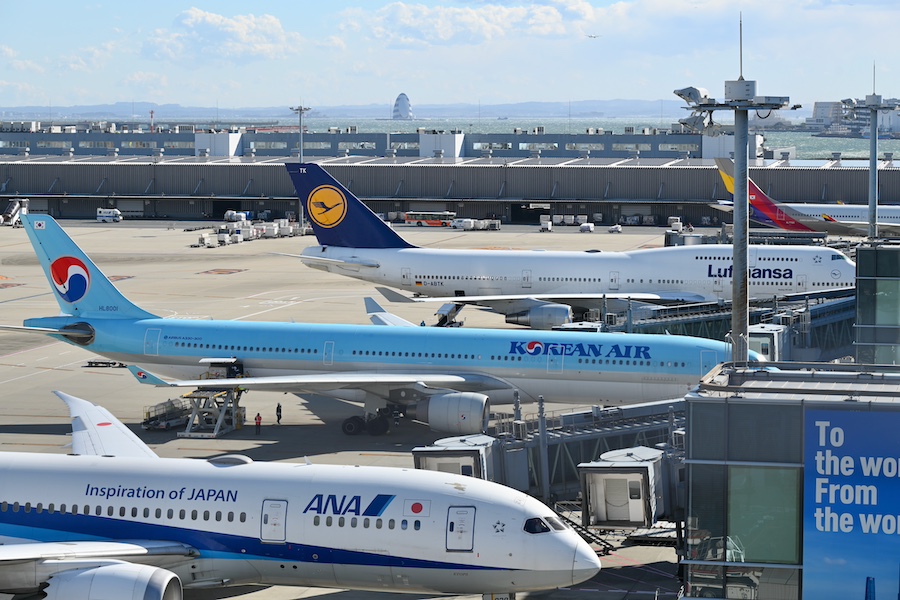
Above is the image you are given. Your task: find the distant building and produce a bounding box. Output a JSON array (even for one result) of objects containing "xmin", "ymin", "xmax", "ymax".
[
  {"xmin": 804, "ymin": 101, "xmax": 842, "ymax": 131},
  {"xmin": 392, "ymin": 93, "xmax": 413, "ymax": 120}
]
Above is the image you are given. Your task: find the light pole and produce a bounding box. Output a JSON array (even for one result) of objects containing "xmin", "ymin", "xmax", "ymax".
[
  {"xmin": 289, "ymin": 103, "xmax": 311, "ymax": 162},
  {"xmin": 675, "ymin": 82, "xmax": 794, "ymax": 362}
]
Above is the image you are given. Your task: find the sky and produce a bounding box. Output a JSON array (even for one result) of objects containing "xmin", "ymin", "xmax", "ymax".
[{"xmin": 0, "ymin": 1, "xmax": 896, "ymax": 111}]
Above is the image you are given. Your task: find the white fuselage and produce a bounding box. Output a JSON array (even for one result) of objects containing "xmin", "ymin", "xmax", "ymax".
[
  {"xmin": 302, "ymin": 244, "xmax": 855, "ymax": 303},
  {"xmin": 0, "ymin": 453, "xmax": 600, "ymax": 594},
  {"xmin": 785, "ymin": 203, "xmax": 900, "ymax": 226}
]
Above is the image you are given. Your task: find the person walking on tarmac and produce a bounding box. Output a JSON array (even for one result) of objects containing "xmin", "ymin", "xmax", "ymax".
[
  {"xmin": 276, "ymin": 403, "xmax": 282, "ymax": 425},
  {"xmin": 254, "ymin": 412, "xmax": 262, "ymax": 435}
]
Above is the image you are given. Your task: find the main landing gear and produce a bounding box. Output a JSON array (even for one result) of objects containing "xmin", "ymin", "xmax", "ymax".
[{"xmin": 341, "ymin": 407, "xmax": 394, "ymax": 436}]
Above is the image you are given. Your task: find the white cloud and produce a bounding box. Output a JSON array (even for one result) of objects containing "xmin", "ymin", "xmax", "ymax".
[{"xmin": 144, "ymin": 8, "xmax": 304, "ymax": 62}]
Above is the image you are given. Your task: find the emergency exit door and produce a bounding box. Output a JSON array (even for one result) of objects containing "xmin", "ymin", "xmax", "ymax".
[{"xmin": 260, "ymin": 499, "xmax": 287, "ymax": 543}]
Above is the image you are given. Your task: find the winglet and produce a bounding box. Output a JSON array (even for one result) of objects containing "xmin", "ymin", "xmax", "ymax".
[
  {"xmin": 55, "ymin": 391, "xmax": 158, "ymax": 459},
  {"xmin": 284, "ymin": 163, "xmax": 415, "ymax": 249},
  {"xmin": 365, "ymin": 297, "xmax": 417, "ymax": 327},
  {"xmin": 127, "ymin": 365, "xmax": 172, "ymax": 386}
]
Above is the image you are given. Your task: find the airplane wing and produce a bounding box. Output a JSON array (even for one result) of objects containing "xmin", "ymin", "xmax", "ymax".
[
  {"xmin": 819, "ymin": 217, "xmax": 900, "ymax": 237},
  {"xmin": 0, "ymin": 540, "xmax": 194, "ymax": 562},
  {"xmin": 365, "ymin": 297, "xmax": 418, "ymax": 327},
  {"xmin": 127, "ymin": 366, "xmax": 507, "ymax": 395},
  {"xmin": 56, "ymin": 390, "xmax": 159, "ymax": 459},
  {"xmin": 376, "ymin": 286, "xmax": 708, "ymax": 306}
]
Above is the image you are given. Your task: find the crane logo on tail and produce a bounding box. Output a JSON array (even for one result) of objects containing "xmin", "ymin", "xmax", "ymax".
[
  {"xmin": 50, "ymin": 257, "xmax": 90, "ymax": 303},
  {"xmin": 307, "ymin": 185, "xmax": 348, "ymax": 228}
]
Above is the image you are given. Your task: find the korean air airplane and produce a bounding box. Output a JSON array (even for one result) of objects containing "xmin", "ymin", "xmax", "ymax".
[
  {"xmin": 715, "ymin": 157, "xmax": 900, "ymax": 237},
  {"xmin": 285, "ymin": 163, "xmax": 856, "ymax": 329},
  {"xmin": 5, "ymin": 214, "xmax": 756, "ymax": 437},
  {"xmin": 0, "ymin": 391, "xmax": 602, "ymax": 599}
]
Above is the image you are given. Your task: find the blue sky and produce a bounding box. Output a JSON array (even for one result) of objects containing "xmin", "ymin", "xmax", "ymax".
[{"xmin": 0, "ymin": 1, "xmax": 896, "ymax": 110}]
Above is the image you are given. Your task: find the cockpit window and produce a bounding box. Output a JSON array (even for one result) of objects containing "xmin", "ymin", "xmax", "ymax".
[
  {"xmin": 524, "ymin": 517, "xmax": 552, "ymax": 534},
  {"xmin": 545, "ymin": 516, "xmax": 569, "ymax": 531}
]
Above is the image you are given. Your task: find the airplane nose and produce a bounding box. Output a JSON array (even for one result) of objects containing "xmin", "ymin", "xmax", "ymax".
[{"xmin": 571, "ymin": 538, "xmax": 602, "ymax": 585}]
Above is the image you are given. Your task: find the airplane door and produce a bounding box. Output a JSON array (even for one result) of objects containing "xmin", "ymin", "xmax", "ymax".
[
  {"xmin": 143, "ymin": 328, "xmax": 161, "ymax": 356},
  {"xmin": 522, "ymin": 269, "xmax": 532, "ymax": 289},
  {"xmin": 609, "ymin": 271, "xmax": 620, "ymax": 291},
  {"xmin": 700, "ymin": 350, "xmax": 720, "ymax": 377},
  {"xmin": 323, "ymin": 341, "xmax": 334, "ymax": 366},
  {"xmin": 260, "ymin": 499, "xmax": 287, "ymax": 543},
  {"xmin": 401, "ymin": 267, "xmax": 411, "ymax": 287},
  {"xmin": 446, "ymin": 505, "xmax": 476, "ymax": 552},
  {"xmin": 797, "ymin": 274, "xmax": 807, "ymax": 292},
  {"xmin": 547, "ymin": 351, "xmax": 564, "ymax": 372}
]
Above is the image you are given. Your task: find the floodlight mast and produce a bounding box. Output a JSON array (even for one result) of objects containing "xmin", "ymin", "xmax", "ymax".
[{"xmin": 673, "ymin": 81, "xmax": 793, "ymax": 364}]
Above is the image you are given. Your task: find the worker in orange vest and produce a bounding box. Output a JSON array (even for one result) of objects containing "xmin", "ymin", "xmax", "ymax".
[{"xmin": 254, "ymin": 412, "xmax": 262, "ymax": 434}]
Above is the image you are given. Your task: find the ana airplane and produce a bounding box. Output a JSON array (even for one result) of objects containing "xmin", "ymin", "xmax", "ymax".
[
  {"xmin": 0, "ymin": 391, "xmax": 602, "ymax": 599},
  {"xmin": 5, "ymin": 214, "xmax": 755, "ymax": 437},
  {"xmin": 285, "ymin": 163, "xmax": 856, "ymax": 330},
  {"xmin": 714, "ymin": 157, "xmax": 900, "ymax": 237}
]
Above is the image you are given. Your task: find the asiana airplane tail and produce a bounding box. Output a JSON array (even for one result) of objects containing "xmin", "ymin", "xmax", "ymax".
[{"xmin": 285, "ymin": 162, "xmax": 414, "ymax": 249}]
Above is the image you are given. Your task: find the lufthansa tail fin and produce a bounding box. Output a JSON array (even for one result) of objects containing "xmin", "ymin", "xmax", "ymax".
[
  {"xmin": 284, "ymin": 162, "xmax": 414, "ymax": 249},
  {"xmin": 21, "ymin": 214, "xmax": 157, "ymax": 320}
]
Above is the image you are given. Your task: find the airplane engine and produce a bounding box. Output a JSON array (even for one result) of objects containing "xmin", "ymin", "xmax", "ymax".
[
  {"xmin": 505, "ymin": 303, "xmax": 573, "ymax": 330},
  {"xmin": 43, "ymin": 563, "xmax": 182, "ymax": 600},
  {"xmin": 406, "ymin": 392, "xmax": 489, "ymax": 435}
]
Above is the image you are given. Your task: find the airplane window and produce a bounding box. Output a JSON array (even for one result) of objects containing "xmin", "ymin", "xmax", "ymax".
[
  {"xmin": 203, "ymin": 510, "xmax": 210, "ymax": 521},
  {"xmin": 351, "ymin": 517, "xmax": 358, "ymax": 528},
  {"xmin": 11, "ymin": 502, "xmax": 19, "ymax": 513},
  {"xmin": 339, "ymin": 516, "xmax": 345, "ymax": 527},
  {"xmin": 326, "ymin": 516, "xmax": 333, "ymax": 526},
  {"xmin": 313, "ymin": 516, "xmax": 320, "ymax": 526},
  {"xmin": 376, "ymin": 519, "xmax": 383, "ymax": 529},
  {"xmin": 401, "ymin": 519, "xmax": 408, "ymax": 530},
  {"xmin": 107, "ymin": 506, "xmax": 114, "ymax": 516},
  {"xmin": 414, "ymin": 520, "xmax": 421, "ymax": 530},
  {"xmin": 191, "ymin": 510, "xmax": 198, "ymax": 520},
  {"xmin": 168, "ymin": 508, "xmax": 174, "ymax": 519},
  {"xmin": 524, "ymin": 517, "xmax": 551, "ymax": 534},
  {"xmin": 156, "ymin": 508, "xmax": 162, "ymax": 519},
  {"xmin": 180, "ymin": 509, "xmax": 186, "ymax": 520},
  {"xmin": 35, "ymin": 503, "xmax": 43, "ymax": 514},
  {"xmin": 143, "ymin": 508, "xmax": 150, "ymax": 518},
  {"xmin": 545, "ymin": 516, "xmax": 569, "ymax": 531},
  {"xmin": 364, "ymin": 518, "xmax": 370, "ymax": 528},
  {"xmin": 215, "ymin": 511, "xmax": 222, "ymax": 521},
  {"xmin": 240, "ymin": 512, "xmax": 247, "ymax": 522},
  {"xmin": 389, "ymin": 519, "xmax": 395, "ymax": 530},
  {"xmin": 132, "ymin": 507, "xmax": 138, "ymax": 518}
]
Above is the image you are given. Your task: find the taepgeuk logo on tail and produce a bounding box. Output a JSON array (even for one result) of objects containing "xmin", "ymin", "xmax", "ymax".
[
  {"xmin": 307, "ymin": 185, "xmax": 348, "ymax": 228},
  {"xmin": 50, "ymin": 257, "xmax": 90, "ymax": 303}
]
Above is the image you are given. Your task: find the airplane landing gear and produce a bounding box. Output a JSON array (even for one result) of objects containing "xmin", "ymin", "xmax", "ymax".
[
  {"xmin": 366, "ymin": 414, "xmax": 390, "ymax": 436},
  {"xmin": 341, "ymin": 415, "xmax": 366, "ymax": 436}
]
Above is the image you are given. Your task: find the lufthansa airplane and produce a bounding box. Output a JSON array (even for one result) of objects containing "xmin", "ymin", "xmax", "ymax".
[
  {"xmin": 285, "ymin": 163, "xmax": 856, "ymax": 329},
  {"xmin": 715, "ymin": 157, "xmax": 900, "ymax": 237},
  {"xmin": 0, "ymin": 391, "xmax": 602, "ymax": 599},
  {"xmin": 4, "ymin": 214, "xmax": 755, "ymax": 437}
]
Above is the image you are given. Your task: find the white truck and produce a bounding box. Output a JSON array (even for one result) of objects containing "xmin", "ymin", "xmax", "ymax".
[{"xmin": 96, "ymin": 208, "xmax": 123, "ymax": 223}]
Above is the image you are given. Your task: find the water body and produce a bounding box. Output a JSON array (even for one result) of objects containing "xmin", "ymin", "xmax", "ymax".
[{"xmin": 301, "ymin": 117, "xmax": 900, "ymax": 161}]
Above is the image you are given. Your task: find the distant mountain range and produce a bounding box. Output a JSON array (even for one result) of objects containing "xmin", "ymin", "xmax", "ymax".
[{"xmin": 0, "ymin": 99, "xmax": 714, "ymax": 122}]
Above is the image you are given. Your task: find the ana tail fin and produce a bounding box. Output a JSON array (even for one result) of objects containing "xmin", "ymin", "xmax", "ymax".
[
  {"xmin": 21, "ymin": 214, "xmax": 157, "ymax": 320},
  {"xmin": 285, "ymin": 162, "xmax": 414, "ymax": 249}
]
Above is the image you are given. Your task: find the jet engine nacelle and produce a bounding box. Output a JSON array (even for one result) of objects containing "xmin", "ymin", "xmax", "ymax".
[
  {"xmin": 43, "ymin": 563, "xmax": 182, "ymax": 600},
  {"xmin": 407, "ymin": 392, "xmax": 489, "ymax": 435},
  {"xmin": 505, "ymin": 303, "xmax": 573, "ymax": 329}
]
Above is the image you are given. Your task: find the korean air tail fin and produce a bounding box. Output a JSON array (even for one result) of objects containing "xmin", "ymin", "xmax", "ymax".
[
  {"xmin": 285, "ymin": 162, "xmax": 414, "ymax": 249},
  {"xmin": 21, "ymin": 214, "xmax": 157, "ymax": 320}
]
